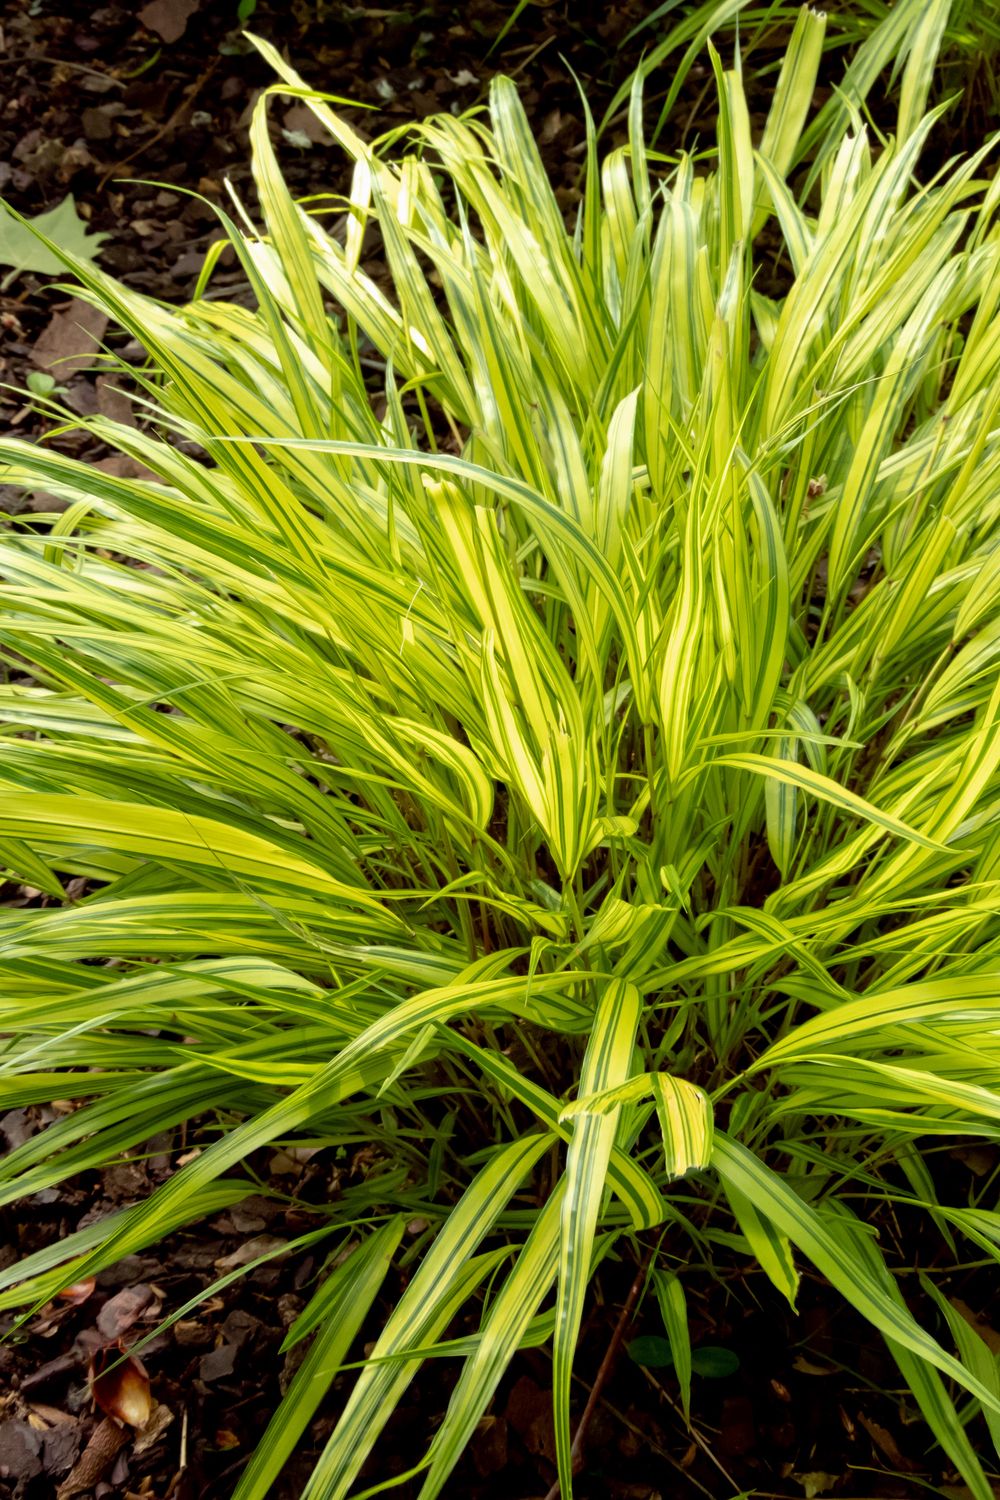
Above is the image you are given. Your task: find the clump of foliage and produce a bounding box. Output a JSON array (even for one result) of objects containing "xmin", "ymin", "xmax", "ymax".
[
  {"xmin": 2, "ymin": 18, "xmax": 1000, "ymax": 1499},
  {"xmin": 617, "ymin": 0, "xmax": 1000, "ymax": 146}
]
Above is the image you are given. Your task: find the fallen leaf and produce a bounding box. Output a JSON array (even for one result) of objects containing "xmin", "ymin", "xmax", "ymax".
[
  {"xmin": 540, "ymin": 109, "xmax": 564, "ymax": 144},
  {"xmin": 81, "ymin": 106, "xmax": 119, "ymax": 142},
  {"xmin": 31, "ymin": 299, "xmax": 108, "ymax": 377},
  {"xmin": 718, "ymin": 1395, "xmax": 756, "ymax": 1457},
  {"xmin": 214, "ymin": 1234, "xmax": 287, "ymax": 1270},
  {"xmin": 220, "ymin": 1308, "xmax": 261, "ymax": 1348},
  {"xmin": 0, "ymin": 1108, "xmax": 35, "ymax": 1149},
  {"xmin": 282, "ymin": 103, "xmax": 329, "ymax": 145},
  {"xmin": 794, "ymin": 1474, "xmax": 841, "ymax": 1499},
  {"xmin": 949, "ymin": 1297, "xmax": 1000, "ymax": 1355},
  {"xmin": 25, "ymin": 1403, "xmax": 75, "ymax": 1427},
  {"xmin": 504, "ymin": 1375, "xmax": 556, "ymax": 1462},
  {"xmin": 268, "ymin": 1146, "xmax": 316, "ymax": 1173},
  {"xmin": 198, "ymin": 1342, "xmax": 237, "ymax": 1382},
  {"xmin": 949, "ymin": 1144, "xmax": 995, "ymax": 1177},
  {"xmin": 95, "ymin": 454, "xmax": 158, "ymax": 482},
  {"xmin": 792, "ymin": 1355, "xmax": 836, "ymax": 1375},
  {"xmin": 224, "ymin": 1196, "xmax": 278, "ymax": 1234},
  {"xmin": 90, "ymin": 1347, "xmax": 152, "ymax": 1429},
  {"xmin": 857, "ymin": 1411, "xmax": 914, "ymax": 1470},
  {"xmin": 95, "ymin": 375, "xmax": 137, "ymax": 427},
  {"xmin": 471, "ymin": 1414, "xmax": 507, "ymax": 1479},
  {"xmin": 97, "ymin": 1285, "xmax": 156, "ymax": 1340},
  {"xmin": 0, "ymin": 197, "xmax": 108, "ymax": 278},
  {"xmin": 138, "ymin": 0, "xmax": 201, "ymax": 44}
]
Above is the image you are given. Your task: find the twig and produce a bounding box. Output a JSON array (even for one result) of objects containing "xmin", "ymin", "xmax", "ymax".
[
  {"xmin": 21, "ymin": 55, "xmax": 125, "ymax": 88},
  {"xmin": 542, "ymin": 1249, "xmax": 652, "ymax": 1500},
  {"xmin": 97, "ymin": 60, "xmax": 220, "ymax": 191},
  {"xmin": 639, "ymin": 1366, "xmax": 742, "ymax": 1494}
]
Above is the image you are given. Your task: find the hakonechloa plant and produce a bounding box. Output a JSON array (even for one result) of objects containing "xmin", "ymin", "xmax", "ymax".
[{"xmin": 2, "ymin": 16, "xmax": 1000, "ymax": 1497}]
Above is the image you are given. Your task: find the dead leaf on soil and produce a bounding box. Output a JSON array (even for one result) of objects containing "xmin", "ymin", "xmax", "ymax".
[
  {"xmin": 857, "ymin": 1411, "xmax": 915, "ymax": 1470},
  {"xmin": 90, "ymin": 1347, "xmax": 152, "ymax": 1429},
  {"xmin": 56, "ymin": 1278, "xmax": 96, "ymax": 1307},
  {"xmin": 30, "ymin": 299, "xmax": 108, "ymax": 377},
  {"xmin": 282, "ymin": 103, "xmax": 329, "ymax": 145},
  {"xmin": 949, "ymin": 1297, "xmax": 1000, "ymax": 1355},
  {"xmin": 95, "ymin": 454, "xmax": 158, "ymax": 482},
  {"xmin": 794, "ymin": 1473, "xmax": 841, "ymax": 1499},
  {"xmin": 470, "ymin": 1414, "xmax": 508, "ymax": 1478},
  {"xmin": 96, "ymin": 1284, "xmax": 157, "ymax": 1340},
  {"xmin": 949, "ymin": 1143, "xmax": 996, "ymax": 1177},
  {"xmin": 138, "ymin": 0, "xmax": 201, "ymax": 45},
  {"xmin": 0, "ymin": 1107, "xmax": 35, "ymax": 1149},
  {"xmin": 198, "ymin": 1341, "xmax": 237, "ymax": 1382},
  {"xmin": 95, "ymin": 375, "xmax": 137, "ymax": 426},
  {"xmin": 214, "ymin": 1233, "xmax": 288, "ymax": 1270},
  {"xmin": 503, "ymin": 1375, "xmax": 556, "ymax": 1462},
  {"xmin": 792, "ymin": 1354, "xmax": 836, "ymax": 1375},
  {"xmin": 41, "ymin": 1417, "xmax": 83, "ymax": 1482}
]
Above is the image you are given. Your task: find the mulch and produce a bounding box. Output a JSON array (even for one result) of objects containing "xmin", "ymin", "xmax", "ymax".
[
  {"xmin": 0, "ymin": 0, "xmax": 695, "ymax": 479},
  {"xmin": 1, "ymin": 2, "xmax": 998, "ymax": 1496}
]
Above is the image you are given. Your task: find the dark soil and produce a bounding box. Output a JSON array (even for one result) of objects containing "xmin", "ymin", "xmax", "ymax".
[
  {"xmin": 0, "ymin": 0, "xmax": 701, "ymax": 477},
  {"xmin": 2, "ymin": 3, "xmax": 999, "ymax": 1498}
]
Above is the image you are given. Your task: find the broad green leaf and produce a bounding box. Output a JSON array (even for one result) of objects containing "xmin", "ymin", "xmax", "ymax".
[
  {"xmin": 627, "ymin": 1333, "xmax": 675, "ymax": 1368},
  {"xmin": 0, "ymin": 196, "xmax": 108, "ymax": 277}
]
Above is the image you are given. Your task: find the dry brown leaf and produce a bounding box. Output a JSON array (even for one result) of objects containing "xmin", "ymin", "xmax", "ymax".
[
  {"xmin": 137, "ymin": 0, "xmax": 200, "ymax": 45},
  {"xmin": 949, "ymin": 1297, "xmax": 1000, "ymax": 1355},
  {"xmin": 857, "ymin": 1411, "xmax": 915, "ymax": 1470},
  {"xmin": 56, "ymin": 1279, "xmax": 96, "ymax": 1306},
  {"xmin": 25, "ymin": 1403, "xmax": 76, "ymax": 1427},
  {"xmin": 95, "ymin": 375, "xmax": 137, "ymax": 427},
  {"xmin": 214, "ymin": 1234, "xmax": 288, "ymax": 1271},
  {"xmin": 90, "ymin": 1347, "xmax": 152, "ymax": 1429},
  {"xmin": 282, "ymin": 103, "xmax": 329, "ymax": 146},
  {"xmin": 30, "ymin": 299, "xmax": 108, "ymax": 377},
  {"xmin": 96, "ymin": 1285, "xmax": 156, "ymax": 1340}
]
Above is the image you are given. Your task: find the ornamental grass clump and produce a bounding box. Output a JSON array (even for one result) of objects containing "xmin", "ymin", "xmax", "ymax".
[{"xmin": 2, "ymin": 17, "xmax": 1000, "ymax": 1498}]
